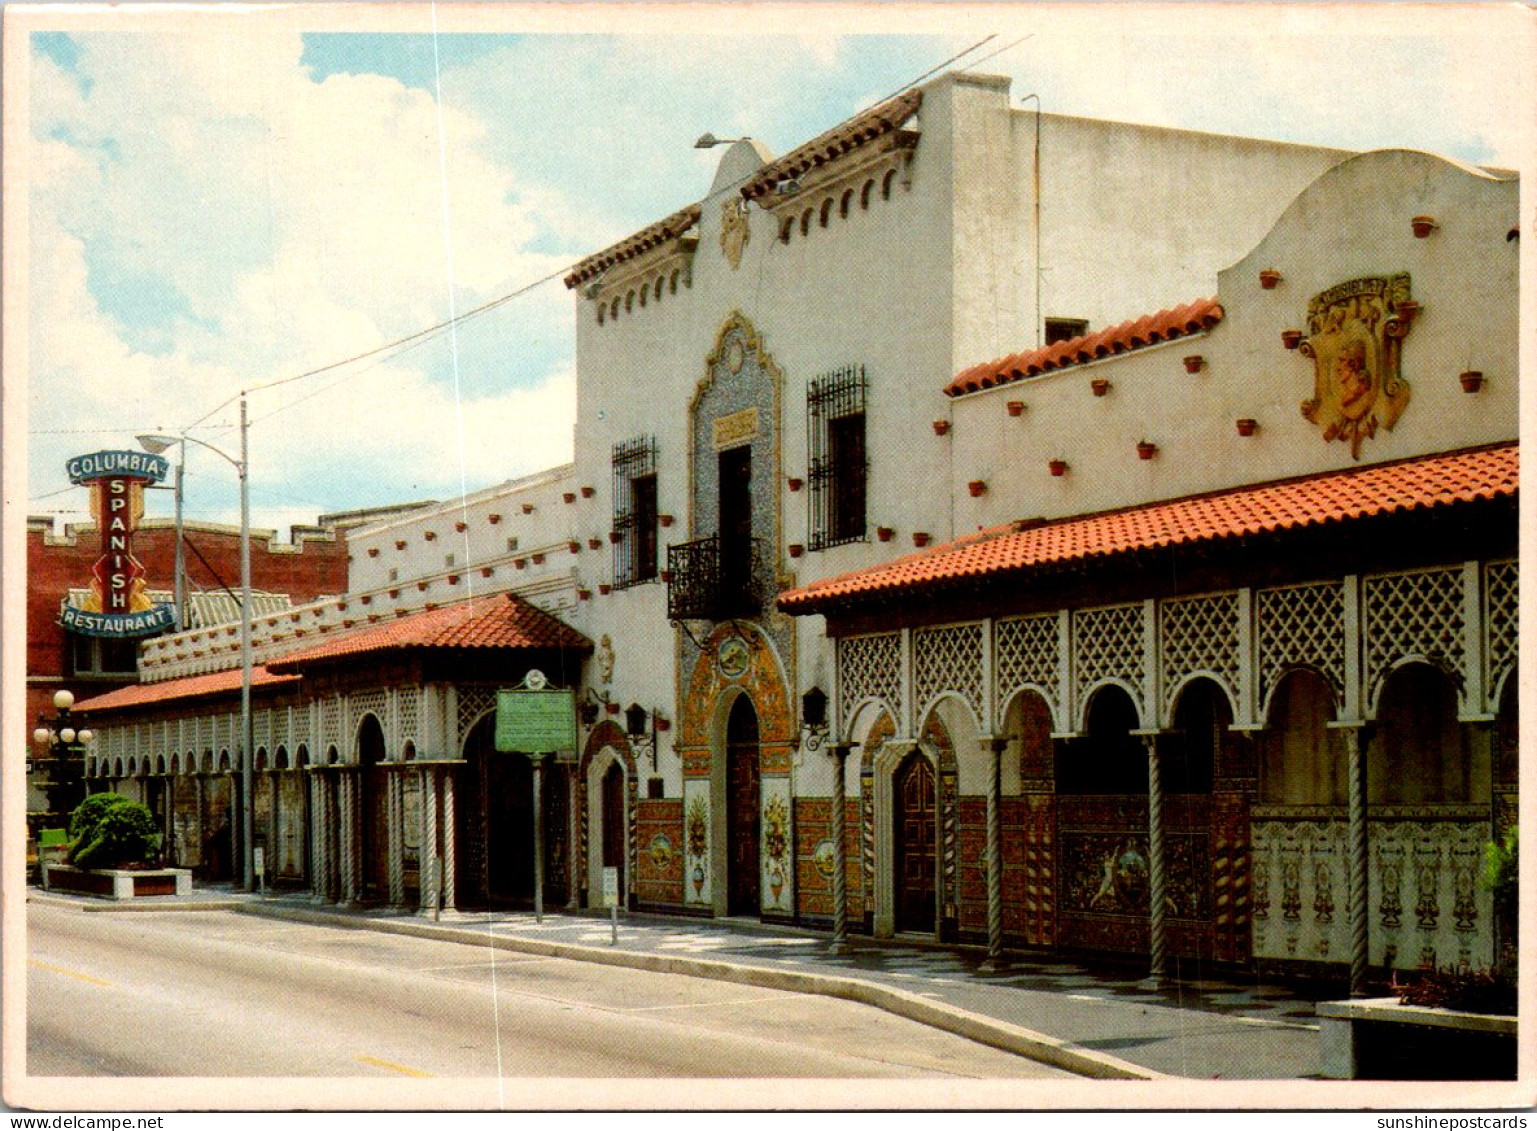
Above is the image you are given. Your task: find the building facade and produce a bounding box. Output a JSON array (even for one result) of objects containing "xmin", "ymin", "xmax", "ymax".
[{"xmin": 74, "ymin": 75, "xmax": 1517, "ymax": 984}]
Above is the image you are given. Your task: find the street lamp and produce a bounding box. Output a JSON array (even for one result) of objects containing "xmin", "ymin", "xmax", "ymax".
[
  {"xmin": 138, "ymin": 392, "xmax": 254, "ymax": 891},
  {"xmin": 32, "ymin": 689, "xmax": 94, "ymax": 821}
]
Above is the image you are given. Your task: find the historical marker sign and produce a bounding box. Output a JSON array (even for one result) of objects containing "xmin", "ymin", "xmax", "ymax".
[{"xmin": 495, "ymin": 683, "xmax": 576, "ymax": 754}]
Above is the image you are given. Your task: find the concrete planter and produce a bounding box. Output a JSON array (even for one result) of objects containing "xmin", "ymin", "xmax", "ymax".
[
  {"xmin": 44, "ymin": 864, "xmax": 193, "ymax": 901},
  {"xmin": 1318, "ymin": 998, "xmax": 1516, "ymax": 1080}
]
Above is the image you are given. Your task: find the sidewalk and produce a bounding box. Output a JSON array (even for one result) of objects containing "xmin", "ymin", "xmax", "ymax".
[{"xmin": 31, "ymin": 885, "xmax": 1335, "ymax": 1080}]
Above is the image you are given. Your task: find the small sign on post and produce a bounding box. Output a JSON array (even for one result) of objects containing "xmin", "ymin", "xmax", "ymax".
[{"xmin": 602, "ymin": 865, "xmax": 620, "ymax": 945}]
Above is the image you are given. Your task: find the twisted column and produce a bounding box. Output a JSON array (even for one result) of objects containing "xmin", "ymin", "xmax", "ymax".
[
  {"xmin": 566, "ymin": 767, "xmax": 581, "ymax": 911},
  {"xmin": 194, "ymin": 775, "xmax": 206, "ymax": 871},
  {"xmin": 1143, "ymin": 733, "xmax": 1167, "ymax": 985},
  {"xmin": 985, "ymin": 738, "xmax": 1005, "ymax": 964},
  {"xmin": 308, "ymin": 774, "xmax": 325, "ymax": 901},
  {"xmin": 531, "ymin": 754, "xmax": 547, "ymax": 921},
  {"xmin": 830, "ymin": 744, "xmax": 850, "ymax": 950},
  {"xmin": 322, "ymin": 776, "xmax": 338, "ymax": 902},
  {"xmin": 339, "ymin": 773, "xmax": 358, "ymax": 905},
  {"xmin": 387, "ymin": 772, "xmax": 405, "ymax": 908},
  {"xmin": 1346, "ymin": 726, "xmax": 1369, "ymax": 997},
  {"xmin": 419, "ymin": 768, "xmax": 438, "ymax": 914},
  {"xmin": 441, "ymin": 771, "xmax": 457, "ymax": 911}
]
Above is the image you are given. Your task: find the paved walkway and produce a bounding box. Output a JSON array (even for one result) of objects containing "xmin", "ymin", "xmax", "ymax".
[{"xmin": 31, "ymin": 885, "xmax": 1338, "ymax": 1080}]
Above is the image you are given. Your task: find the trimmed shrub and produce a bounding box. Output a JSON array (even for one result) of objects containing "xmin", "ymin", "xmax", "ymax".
[{"xmin": 67, "ymin": 794, "xmax": 160, "ymax": 870}]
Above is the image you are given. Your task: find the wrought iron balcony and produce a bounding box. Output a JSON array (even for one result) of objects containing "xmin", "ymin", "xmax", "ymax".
[{"xmin": 666, "ymin": 535, "xmax": 767, "ymax": 621}]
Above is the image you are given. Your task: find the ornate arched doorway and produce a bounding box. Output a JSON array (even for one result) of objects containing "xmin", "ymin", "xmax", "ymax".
[
  {"xmin": 726, "ymin": 695, "xmax": 761, "ymax": 916},
  {"xmin": 601, "ymin": 762, "xmax": 626, "ymax": 898},
  {"xmin": 357, "ymin": 716, "xmax": 389, "ymax": 900},
  {"xmin": 893, "ymin": 749, "xmax": 938, "ymax": 934}
]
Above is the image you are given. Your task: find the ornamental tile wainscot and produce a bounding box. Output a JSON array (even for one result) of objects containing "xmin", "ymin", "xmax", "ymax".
[
  {"xmin": 636, "ymin": 799, "xmax": 683, "ymax": 907},
  {"xmin": 760, "ymin": 777, "xmax": 795, "ymax": 916},
  {"xmin": 1369, "ymin": 816, "xmax": 1491, "ymax": 971},
  {"xmin": 1250, "ymin": 816, "xmax": 1349, "ymax": 963},
  {"xmin": 683, "ymin": 779, "xmax": 712, "ymax": 908}
]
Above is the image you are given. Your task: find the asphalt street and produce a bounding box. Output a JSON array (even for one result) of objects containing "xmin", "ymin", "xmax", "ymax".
[{"xmin": 25, "ymin": 900, "xmax": 1073, "ymax": 1083}]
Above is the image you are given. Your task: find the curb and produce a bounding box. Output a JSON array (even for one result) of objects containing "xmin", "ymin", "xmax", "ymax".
[
  {"xmin": 28, "ymin": 891, "xmax": 248, "ymax": 913},
  {"xmin": 235, "ymin": 901, "xmax": 1161, "ymax": 1081}
]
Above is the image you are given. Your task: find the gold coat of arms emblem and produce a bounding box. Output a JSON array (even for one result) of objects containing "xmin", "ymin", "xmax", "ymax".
[
  {"xmin": 1299, "ymin": 274, "xmax": 1413, "ymax": 458},
  {"xmin": 720, "ymin": 198, "xmax": 749, "ymax": 270}
]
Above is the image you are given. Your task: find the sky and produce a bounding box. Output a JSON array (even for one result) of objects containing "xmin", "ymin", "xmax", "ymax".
[{"xmin": 12, "ymin": 3, "xmax": 1530, "ymax": 539}]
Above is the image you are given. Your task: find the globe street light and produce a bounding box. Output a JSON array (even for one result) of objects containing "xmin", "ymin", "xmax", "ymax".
[
  {"xmin": 138, "ymin": 392, "xmax": 254, "ymax": 891},
  {"xmin": 32, "ymin": 688, "xmax": 94, "ymax": 822}
]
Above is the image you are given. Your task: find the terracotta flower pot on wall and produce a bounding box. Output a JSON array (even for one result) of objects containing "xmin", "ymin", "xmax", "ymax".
[
  {"xmin": 1460, "ymin": 370, "xmax": 1484, "ymax": 393},
  {"xmin": 788, "ymin": 543, "xmax": 804, "ymax": 558},
  {"xmin": 1259, "ymin": 269, "xmax": 1282, "ymax": 289},
  {"xmin": 522, "ymin": 503, "xmax": 535, "ymax": 514},
  {"xmin": 1091, "ymin": 378, "xmax": 1111, "ymax": 396},
  {"xmin": 1236, "ymin": 418, "xmax": 1258, "ymax": 437},
  {"xmin": 1049, "ymin": 459, "xmax": 1068, "ymax": 477},
  {"xmin": 787, "ymin": 477, "xmax": 803, "ymax": 492},
  {"xmin": 877, "ymin": 527, "xmax": 894, "ymax": 542},
  {"xmin": 932, "ymin": 420, "xmax": 951, "ymax": 436},
  {"xmin": 1183, "ymin": 355, "xmax": 1203, "ymax": 374},
  {"xmin": 1137, "ymin": 441, "xmax": 1157, "ymax": 460},
  {"xmin": 912, "ymin": 532, "xmax": 930, "ymax": 547},
  {"xmin": 659, "ymin": 514, "xmax": 674, "ymax": 527},
  {"xmin": 599, "ymin": 583, "xmax": 611, "ymax": 595},
  {"xmin": 569, "ymin": 540, "xmax": 581, "ymax": 554},
  {"xmin": 1411, "ymin": 215, "xmax": 1437, "ymax": 238},
  {"xmin": 967, "ymin": 480, "xmax": 987, "ymax": 497},
  {"xmin": 563, "ymin": 492, "xmax": 576, "ymax": 504},
  {"xmin": 1282, "ymin": 329, "xmax": 1304, "ymax": 350},
  {"xmin": 588, "ymin": 538, "xmax": 603, "ymax": 550},
  {"xmin": 581, "ymin": 486, "xmax": 595, "ymax": 498},
  {"xmin": 1007, "ymin": 401, "xmax": 1025, "ymax": 417}
]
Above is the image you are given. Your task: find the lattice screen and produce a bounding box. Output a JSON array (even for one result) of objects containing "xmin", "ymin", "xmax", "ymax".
[
  {"xmin": 1364, "ymin": 568, "xmax": 1464, "ymax": 708},
  {"xmin": 1486, "ymin": 560, "xmax": 1518, "ymax": 706},
  {"xmin": 914, "ymin": 623, "xmax": 983, "ymax": 721},
  {"xmin": 272, "ymin": 707, "xmax": 290, "ymax": 752},
  {"xmin": 396, "ymin": 687, "xmax": 422, "ymax": 750},
  {"xmin": 457, "ymin": 686, "xmax": 497, "ymax": 736},
  {"xmin": 838, "ymin": 633, "xmax": 902, "ymax": 728},
  {"xmin": 319, "ymin": 697, "xmax": 341, "ymax": 754},
  {"xmin": 995, "ymin": 614, "xmax": 1060, "ymax": 720},
  {"xmin": 1072, "ymin": 604, "xmax": 1144, "ymax": 711},
  {"xmin": 1256, "ymin": 582, "xmax": 1345, "ymax": 712},
  {"xmin": 350, "ymin": 689, "xmax": 388, "ymax": 742},
  {"xmin": 253, "ymin": 708, "xmax": 271, "ymax": 754},
  {"xmin": 1161, "ymin": 593, "xmax": 1242, "ymax": 717}
]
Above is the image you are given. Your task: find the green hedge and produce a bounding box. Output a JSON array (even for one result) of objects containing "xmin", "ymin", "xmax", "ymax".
[{"xmin": 67, "ymin": 793, "xmax": 160, "ymax": 870}]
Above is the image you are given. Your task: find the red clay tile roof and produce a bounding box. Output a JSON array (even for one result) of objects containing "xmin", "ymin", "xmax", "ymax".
[
  {"xmin": 564, "ymin": 203, "xmax": 703, "ymax": 288},
  {"xmin": 944, "ymin": 298, "xmax": 1224, "ymax": 397},
  {"xmin": 268, "ymin": 594, "xmax": 591, "ymax": 670},
  {"xmin": 75, "ymin": 666, "xmax": 299, "ymax": 715},
  {"xmin": 739, "ymin": 89, "xmax": 923, "ymax": 201},
  {"xmin": 779, "ymin": 444, "xmax": 1517, "ymax": 614}
]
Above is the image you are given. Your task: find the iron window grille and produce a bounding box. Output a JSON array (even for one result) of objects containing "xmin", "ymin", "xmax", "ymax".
[
  {"xmin": 807, "ymin": 364, "xmax": 868, "ymax": 551},
  {"xmin": 611, "ymin": 435, "xmax": 659, "ymax": 588}
]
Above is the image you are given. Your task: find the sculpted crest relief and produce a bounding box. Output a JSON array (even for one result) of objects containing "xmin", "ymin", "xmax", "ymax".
[
  {"xmin": 1299, "ymin": 274, "xmax": 1414, "ymax": 458},
  {"xmin": 720, "ymin": 197, "xmax": 750, "ymax": 270}
]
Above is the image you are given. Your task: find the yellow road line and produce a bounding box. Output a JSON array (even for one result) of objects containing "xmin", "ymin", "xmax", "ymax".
[
  {"xmin": 356, "ymin": 1054, "xmax": 433, "ymax": 1078},
  {"xmin": 29, "ymin": 959, "xmax": 112, "ymax": 988}
]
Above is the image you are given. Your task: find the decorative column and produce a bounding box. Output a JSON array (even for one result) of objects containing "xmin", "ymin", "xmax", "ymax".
[
  {"xmin": 829, "ymin": 743, "xmax": 852, "ymax": 951},
  {"xmin": 441, "ymin": 769, "xmax": 457, "ymax": 912},
  {"xmin": 566, "ymin": 766, "xmax": 581, "ymax": 911},
  {"xmin": 418, "ymin": 767, "xmax": 438, "ymax": 914},
  {"xmin": 339, "ymin": 772, "xmax": 358, "ymax": 905},
  {"xmin": 318, "ymin": 775, "xmax": 335, "ymax": 902},
  {"xmin": 1344, "ymin": 725, "xmax": 1369, "ymax": 997},
  {"xmin": 530, "ymin": 754, "xmax": 547, "ymax": 921},
  {"xmin": 387, "ymin": 771, "xmax": 405, "ymax": 908},
  {"xmin": 984, "ymin": 738, "xmax": 1006, "ymax": 965},
  {"xmin": 1141, "ymin": 732, "xmax": 1167, "ymax": 985},
  {"xmin": 308, "ymin": 773, "xmax": 325, "ymax": 902},
  {"xmin": 194, "ymin": 774, "xmax": 206, "ymax": 871}
]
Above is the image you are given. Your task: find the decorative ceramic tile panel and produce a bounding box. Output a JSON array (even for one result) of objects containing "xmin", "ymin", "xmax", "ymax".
[
  {"xmin": 1370, "ymin": 819, "xmax": 1491, "ymax": 971},
  {"xmin": 1256, "ymin": 582, "xmax": 1345, "ymax": 711},
  {"xmin": 683, "ymin": 777, "xmax": 712, "ymax": 907},
  {"xmin": 838, "ymin": 633, "xmax": 902, "ymax": 729},
  {"xmin": 914, "ymin": 623, "xmax": 983, "ymax": 721},
  {"xmin": 1486, "ymin": 560, "xmax": 1518, "ymax": 706},
  {"xmin": 760, "ymin": 776, "xmax": 794, "ymax": 915},
  {"xmin": 995, "ymin": 614, "xmax": 1060, "ymax": 721},
  {"xmin": 1364, "ymin": 568, "xmax": 1464, "ymax": 710},
  {"xmin": 1160, "ymin": 593, "xmax": 1242, "ymax": 717},
  {"xmin": 1250, "ymin": 817, "xmax": 1349, "ymax": 964}
]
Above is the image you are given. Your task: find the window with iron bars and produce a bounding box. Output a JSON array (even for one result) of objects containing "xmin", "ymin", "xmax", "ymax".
[
  {"xmin": 807, "ymin": 365, "xmax": 867, "ymax": 550},
  {"xmin": 611, "ymin": 436, "xmax": 659, "ymax": 588}
]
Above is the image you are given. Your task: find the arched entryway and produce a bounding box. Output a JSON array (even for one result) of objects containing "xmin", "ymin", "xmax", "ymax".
[
  {"xmin": 725, "ymin": 695, "xmax": 761, "ymax": 916},
  {"xmin": 893, "ymin": 749, "xmax": 938, "ymax": 933},
  {"xmin": 600, "ymin": 761, "xmax": 627, "ymax": 899},
  {"xmin": 357, "ymin": 715, "xmax": 390, "ymax": 901}
]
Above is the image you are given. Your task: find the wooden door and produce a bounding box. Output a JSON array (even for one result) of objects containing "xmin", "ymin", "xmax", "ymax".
[
  {"xmin": 358, "ymin": 717, "xmax": 389, "ymax": 900},
  {"xmin": 726, "ymin": 696, "xmax": 760, "ymax": 916},
  {"xmin": 895, "ymin": 752, "xmax": 937, "ymax": 933},
  {"xmin": 601, "ymin": 762, "xmax": 625, "ymax": 898}
]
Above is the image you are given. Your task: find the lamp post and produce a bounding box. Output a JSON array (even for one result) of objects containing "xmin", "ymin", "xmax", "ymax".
[
  {"xmin": 32, "ymin": 689, "xmax": 94, "ymax": 822},
  {"xmin": 138, "ymin": 392, "xmax": 253, "ymax": 891}
]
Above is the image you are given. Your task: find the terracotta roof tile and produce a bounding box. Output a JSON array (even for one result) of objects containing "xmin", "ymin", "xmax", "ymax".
[
  {"xmin": 944, "ymin": 298, "xmax": 1224, "ymax": 397},
  {"xmin": 75, "ymin": 666, "xmax": 299, "ymax": 715},
  {"xmin": 740, "ymin": 89, "xmax": 923, "ymax": 202},
  {"xmin": 563, "ymin": 203, "xmax": 703, "ymax": 289},
  {"xmin": 779, "ymin": 444, "xmax": 1517, "ymax": 614},
  {"xmin": 268, "ymin": 594, "xmax": 591, "ymax": 670}
]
